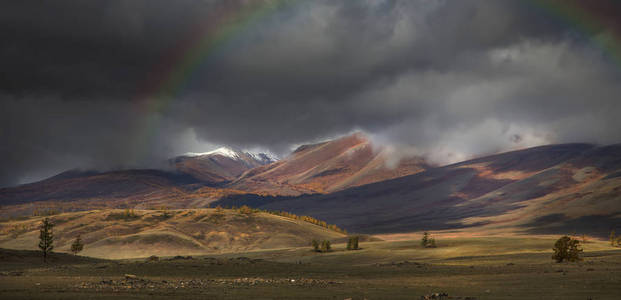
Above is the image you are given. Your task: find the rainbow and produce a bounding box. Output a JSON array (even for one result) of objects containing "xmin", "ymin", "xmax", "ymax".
[
  {"xmin": 529, "ymin": 0, "xmax": 621, "ymax": 67},
  {"xmin": 129, "ymin": 0, "xmax": 296, "ymax": 162},
  {"xmin": 129, "ymin": 0, "xmax": 621, "ymax": 162}
]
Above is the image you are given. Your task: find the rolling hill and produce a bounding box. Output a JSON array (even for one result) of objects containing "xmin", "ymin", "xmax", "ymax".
[
  {"xmin": 0, "ymin": 208, "xmax": 346, "ymax": 259},
  {"xmin": 215, "ymin": 143, "xmax": 621, "ymax": 237}
]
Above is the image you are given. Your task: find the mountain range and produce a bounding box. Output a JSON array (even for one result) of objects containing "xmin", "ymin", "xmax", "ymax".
[
  {"xmin": 217, "ymin": 143, "xmax": 621, "ymax": 237},
  {"xmin": 1, "ymin": 133, "xmax": 620, "ymax": 238}
]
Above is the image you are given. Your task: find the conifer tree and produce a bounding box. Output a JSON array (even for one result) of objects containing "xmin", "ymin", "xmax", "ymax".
[
  {"xmin": 421, "ymin": 232, "xmax": 437, "ymax": 248},
  {"xmin": 38, "ymin": 218, "xmax": 54, "ymax": 262},
  {"xmin": 70, "ymin": 235, "xmax": 84, "ymax": 255},
  {"xmin": 421, "ymin": 232, "xmax": 430, "ymax": 247}
]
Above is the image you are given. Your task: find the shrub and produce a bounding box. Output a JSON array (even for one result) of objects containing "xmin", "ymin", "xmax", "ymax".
[
  {"xmin": 124, "ymin": 208, "xmax": 137, "ymax": 218},
  {"xmin": 312, "ymin": 239, "xmax": 331, "ymax": 253},
  {"xmin": 9, "ymin": 224, "xmax": 29, "ymax": 239},
  {"xmin": 147, "ymin": 255, "xmax": 159, "ymax": 262},
  {"xmin": 347, "ymin": 236, "xmax": 359, "ymax": 250},
  {"xmin": 70, "ymin": 235, "xmax": 84, "ymax": 255},
  {"xmin": 552, "ymin": 235, "xmax": 583, "ymax": 263},
  {"xmin": 320, "ymin": 240, "xmax": 331, "ymax": 253},
  {"xmin": 238, "ymin": 205, "xmax": 254, "ymax": 215},
  {"xmin": 312, "ymin": 239, "xmax": 320, "ymax": 252},
  {"xmin": 161, "ymin": 209, "xmax": 172, "ymax": 219},
  {"xmin": 106, "ymin": 209, "xmax": 140, "ymax": 221}
]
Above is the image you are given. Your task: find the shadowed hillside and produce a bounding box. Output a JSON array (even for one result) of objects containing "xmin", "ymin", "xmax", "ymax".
[
  {"xmin": 0, "ymin": 169, "xmax": 203, "ymax": 207},
  {"xmin": 217, "ymin": 143, "xmax": 621, "ymax": 237},
  {"xmin": 0, "ymin": 209, "xmax": 346, "ymax": 259}
]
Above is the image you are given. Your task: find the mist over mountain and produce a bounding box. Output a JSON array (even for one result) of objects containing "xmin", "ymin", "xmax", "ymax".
[{"xmin": 2, "ymin": 0, "xmax": 621, "ymax": 187}]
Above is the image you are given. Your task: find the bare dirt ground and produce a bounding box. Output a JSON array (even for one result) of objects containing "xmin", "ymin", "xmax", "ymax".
[{"xmin": 1, "ymin": 236, "xmax": 620, "ymax": 299}]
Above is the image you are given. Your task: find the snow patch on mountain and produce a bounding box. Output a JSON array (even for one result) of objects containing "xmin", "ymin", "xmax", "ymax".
[
  {"xmin": 184, "ymin": 147, "xmax": 241, "ymax": 159},
  {"xmin": 183, "ymin": 147, "xmax": 277, "ymax": 164},
  {"xmin": 248, "ymin": 152, "xmax": 278, "ymax": 164}
]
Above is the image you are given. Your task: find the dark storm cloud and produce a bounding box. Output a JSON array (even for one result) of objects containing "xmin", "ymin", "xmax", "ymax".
[{"xmin": 1, "ymin": 0, "xmax": 621, "ymax": 186}]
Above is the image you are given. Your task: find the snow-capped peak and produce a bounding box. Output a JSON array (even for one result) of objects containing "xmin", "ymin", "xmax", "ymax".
[
  {"xmin": 248, "ymin": 152, "xmax": 278, "ymax": 164},
  {"xmin": 182, "ymin": 147, "xmax": 277, "ymax": 165},
  {"xmin": 184, "ymin": 147, "xmax": 241, "ymax": 159}
]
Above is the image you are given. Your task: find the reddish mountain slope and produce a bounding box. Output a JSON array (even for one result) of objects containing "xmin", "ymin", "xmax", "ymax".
[
  {"xmin": 218, "ymin": 143, "xmax": 621, "ymax": 237},
  {"xmin": 229, "ymin": 133, "xmax": 428, "ymax": 195}
]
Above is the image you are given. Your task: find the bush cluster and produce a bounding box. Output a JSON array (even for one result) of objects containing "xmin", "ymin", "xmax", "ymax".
[
  {"xmin": 32, "ymin": 208, "xmax": 60, "ymax": 217},
  {"xmin": 552, "ymin": 235, "xmax": 583, "ymax": 263},
  {"xmin": 347, "ymin": 236, "xmax": 359, "ymax": 250},
  {"xmin": 312, "ymin": 239, "xmax": 331, "ymax": 253}
]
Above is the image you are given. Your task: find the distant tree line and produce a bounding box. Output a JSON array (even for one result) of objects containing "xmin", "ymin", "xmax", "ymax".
[
  {"xmin": 223, "ymin": 205, "xmax": 348, "ymax": 234},
  {"xmin": 33, "ymin": 208, "xmax": 61, "ymax": 217}
]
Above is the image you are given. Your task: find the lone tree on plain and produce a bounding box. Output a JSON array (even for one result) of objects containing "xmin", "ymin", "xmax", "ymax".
[
  {"xmin": 38, "ymin": 218, "xmax": 54, "ymax": 262},
  {"xmin": 611, "ymin": 230, "xmax": 616, "ymax": 246},
  {"xmin": 70, "ymin": 235, "xmax": 84, "ymax": 255},
  {"xmin": 421, "ymin": 231, "xmax": 437, "ymax": 248},
  {"xmin": 552, "ymin": 235, "xmax": 583, "ymax": 263}
]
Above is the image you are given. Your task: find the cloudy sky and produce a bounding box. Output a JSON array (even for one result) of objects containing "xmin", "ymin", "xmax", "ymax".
[{"xmin": 1, "ymin": 0, "xmax": 621, "ymax": 187}]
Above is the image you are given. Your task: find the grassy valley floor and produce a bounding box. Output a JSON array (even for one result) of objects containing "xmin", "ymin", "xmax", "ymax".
[{"xmin": 1, "ymin": 236, "xmax": 621, "ymax": 299}]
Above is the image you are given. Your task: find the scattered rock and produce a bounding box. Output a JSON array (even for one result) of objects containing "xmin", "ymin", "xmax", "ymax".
[
  {"xmin": 377, "ymin": 261, "xmax": 427, "ymax": 267},
  {"xmin": 76, "ymin": 276, "xmax": 343, "ymax": 291},
  {"xmin": 420, "ymin": 292, "xmax": 476, "ymax": 300},
  {"xmin": 0, "ymin": 271, "xmax": 23, "ymax": 276}
]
